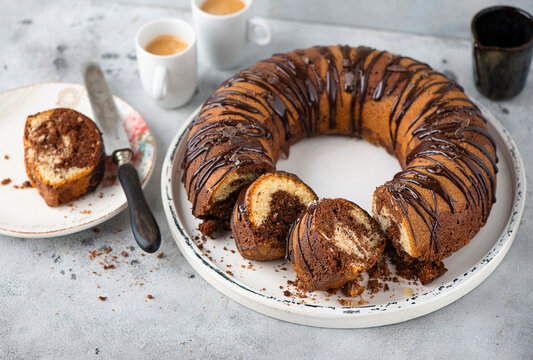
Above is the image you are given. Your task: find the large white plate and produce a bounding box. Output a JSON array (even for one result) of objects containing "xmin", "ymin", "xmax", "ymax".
[
  {"xmin": 0, "ymin": 82, "xmax": 156, "ymax": 238},
  {"xmin": 161, "ymin": 102, "xmax": 525, "ymax": 328}
]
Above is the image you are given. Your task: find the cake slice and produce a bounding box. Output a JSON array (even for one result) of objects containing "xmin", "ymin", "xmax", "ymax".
[
  {"xmin": 24, "ymin": 108, "xmax": 105, "ymax": 206},
  {"xmin": 230, "ymin": 171, "xmax": 318, "ymax": 261},
  {"xmin": 287, "ymin": 198, "xmax": 386, "ymax": 291}
]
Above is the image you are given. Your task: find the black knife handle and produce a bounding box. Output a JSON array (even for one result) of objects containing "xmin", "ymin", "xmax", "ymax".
[{"xmin": 115, "ymin": 149, "xmax": 161, "ymax": 253}]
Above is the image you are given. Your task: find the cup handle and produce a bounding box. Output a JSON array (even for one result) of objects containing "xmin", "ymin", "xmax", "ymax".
[
  {"xmin": 152, "ymin": 66, "xmax": 168, "ymax": 101},
  {"xmin": 247, "ymin": 17, "xmax": 271, "ymax": 46}
]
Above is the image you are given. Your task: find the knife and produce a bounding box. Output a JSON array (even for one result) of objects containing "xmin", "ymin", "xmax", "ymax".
[{"xmin": 83, "ymin": 63, "xmax": 161, "ymax": 253}]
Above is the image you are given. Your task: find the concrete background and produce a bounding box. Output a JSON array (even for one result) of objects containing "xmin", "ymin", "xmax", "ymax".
[
  {"xmin": 106, "ymin": 0, "xmax": 533, "ymax": 38},
  {"xmin": 1, "ymin": 0, "xmax": 532, "ymax": 359}
]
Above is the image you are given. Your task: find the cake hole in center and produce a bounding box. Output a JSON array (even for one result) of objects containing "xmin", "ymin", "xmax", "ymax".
[{"xmin": 276, "ymin": 136, "xmax": 401, "ymax": 213}]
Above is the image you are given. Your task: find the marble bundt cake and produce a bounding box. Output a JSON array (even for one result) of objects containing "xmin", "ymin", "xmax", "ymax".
[
  {"xmin": 181, "ymin": 45, "xmax": 497, "ymax": 283},
  {"xmin": 24, "ymin": 108, "xmax": 105, "ymax": 206},
  {"xmin": 287, "ymin": 198, "xmax": 386, "ymax": 291},
  {"xmin": 231, "ymin": 171, "xmax": 317, "ymax": 261}
]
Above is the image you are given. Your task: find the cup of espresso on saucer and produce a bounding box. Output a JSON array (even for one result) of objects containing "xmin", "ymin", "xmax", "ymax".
[
  {"xmin": 472, "ymin": 6, "xmax": 533, "ymax": 100},
  {"xmin": 135, "ymin": 18, "xmax": 197, "ymax": 108},
  {"xmin": 192, "ymin": 0, "xmax": 272, "ymax": 69}
]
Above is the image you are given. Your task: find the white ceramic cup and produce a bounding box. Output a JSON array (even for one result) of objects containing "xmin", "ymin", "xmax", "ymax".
[
  {"xmin": 135, "ymin": 18, "xmax": 197, "ymax": 109},
  {"xmin": 191, "ymin": 0, "xmax": 272, "ymax": 69}
]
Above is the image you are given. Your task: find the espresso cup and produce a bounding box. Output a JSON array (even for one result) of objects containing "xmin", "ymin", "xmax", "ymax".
[
  {"xmin": 472, "ymin": 6, "xmax": 533, "ymax": 100},
  {"xmin": 191, "ymin": 0, "xmax": 271, "ymax": 69},
  {"xmin": 135, "ymin": 18, "xmax": 197, "ymax": 108}
]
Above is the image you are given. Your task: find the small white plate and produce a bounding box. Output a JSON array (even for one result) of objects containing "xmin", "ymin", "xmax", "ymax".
[
  {"xmin": 161, "ymin": 102, "xmax": 525, "ymax": 328},
  {"xmin": 0, "ymin": 82, "xmax": 156, "ymax": 238}
]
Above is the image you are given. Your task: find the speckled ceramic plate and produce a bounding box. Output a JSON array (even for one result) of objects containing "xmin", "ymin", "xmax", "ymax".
[
  {"xmin": 161, "ymin": 101, "xmax": 525, "ymax": 328},
  {"xmin": 0, "ymin": 82, "xmax": 156, "ymax": 238}
]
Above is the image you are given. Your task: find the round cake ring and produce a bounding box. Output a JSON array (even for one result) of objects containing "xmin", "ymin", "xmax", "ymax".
[
  {"xmin": 161, "ymin": 101, "xmax": 525, "ymax": 328},
  {"xmin": 180, "ymin": 47, "xmax": 498, "ymax": 274}
]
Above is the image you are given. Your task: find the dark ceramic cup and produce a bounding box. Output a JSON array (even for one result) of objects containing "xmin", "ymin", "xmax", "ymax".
[{"xmin": 472, "ymin": 6, "xmax": 533, "ymax": 100}]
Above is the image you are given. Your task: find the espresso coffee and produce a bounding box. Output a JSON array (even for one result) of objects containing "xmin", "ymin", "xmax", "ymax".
[
  {"xmin": 200, "ymin": 0, "xmax": 246, "ymax": 15},
  {"xmin": 145, "ymin": 34, "xmax": 188, "ymax": 56}
]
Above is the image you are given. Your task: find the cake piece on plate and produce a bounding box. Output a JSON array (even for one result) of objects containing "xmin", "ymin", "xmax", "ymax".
[
  {"xmin": 24, "ymin": 108, "xmax": 105, "ymax": 206},
  {"xmin": 287, "ymin": 198, "xmax": 386, "ymax": 291},
  {"xmin": 231, "ymin": 171, "xmax": 317, "ymax": 261}
]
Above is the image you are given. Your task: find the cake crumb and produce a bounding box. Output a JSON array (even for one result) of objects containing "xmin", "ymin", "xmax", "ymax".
[
  {"xmin": 3, "ymin": 154, "xmax": 8, "ymax": 160},
  {"xmin": 404, "ymin": 287, "xmax": 412, "ymax": 296},
  {"xmin": 147, "ymin": 294, "xmax": 154, "ymax": 299},
  {"xmin": 198, "ymin": 219, "xmax": 226, "ymax": 238},
  {"xmin": 338, "ymin": 298, "xmax": 363, "ymax": 307},
  {"xmin": 1, "ymin": 178, "xmax": 11, "ymax": 185},
  {"xmin": 341, "ymin": 279, "xmax": 365, "ymax": 297},
  {"xmin": 157, "ymin": 252, "xmax": 164, "ymax": 259},
  {"xmin": 98, "ymin": 296, "xmax": 107, "ymax": 301}
]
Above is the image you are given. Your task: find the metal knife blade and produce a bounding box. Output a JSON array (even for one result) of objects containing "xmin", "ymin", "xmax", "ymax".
[
  {"xmin": 83, "ymin": 62, "xmax": 161, "ymax": 253},
  {"xmin": 83, "ymin": 63, "xmax": 131, "ymax": 154}
]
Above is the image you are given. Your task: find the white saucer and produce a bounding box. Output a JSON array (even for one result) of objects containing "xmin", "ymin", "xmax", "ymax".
[
  {"xmin": 0, "ymin": 82, "xmax": 156, "ymax": 238},
  {"xmin": 161, "ymin": 102, "xmax": 525, "ymax": 328}
]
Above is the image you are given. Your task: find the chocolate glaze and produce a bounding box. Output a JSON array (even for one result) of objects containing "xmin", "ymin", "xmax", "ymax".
[
  {"xmin": 235, "ymin": 186, "xmax": 248, "ymax": 221},
  {"xmin": 286, "ymin": 202, "xmax": 318, "ymax": 274},
  {"xmin": 340, "ymin": 45, "xmax": 381, "ymax": 135},
  {"xmin": 231, "ymin": 189, "xmax": 249, "ymax": 257},
  {"xmin": 182, "ymin": 45, "xmax": 498, "ymax": 257},
  {"xmin": 316, "ymin": 47, "xmax": 341, "ymax": 129},
  {"xmin": 181, "ymin": 117, "xmax": 274, "ymax": 211}
]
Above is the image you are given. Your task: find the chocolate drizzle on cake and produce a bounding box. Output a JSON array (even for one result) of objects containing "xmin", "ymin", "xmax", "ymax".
[
  {"xmin": 286, "ymin": 198, "xmax": 386, "ymax": 291},
  {"xmin": 316, "ymin": 46, "xmax": 342, "ymax": 130},
  {"xmin": 286, "ymin": 201, "xmax": 318, "ymax": 273},
  {"xmin": 182, "ymin": 45, "xmax": 497, "ymax": 266},
  {"xmin": 181, "ymin": 116, "xmax": 274, "ymax": 211},
  {"xmin": 339, "ymin": 45, "xmax": 383, "ymax": 135}
]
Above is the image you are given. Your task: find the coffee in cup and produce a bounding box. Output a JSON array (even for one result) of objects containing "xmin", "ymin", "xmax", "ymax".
[
  {"xmin": 192, "ymin": 0, "xmax": 271, "ymax": 69},
  {"xmin": 200, "ymin": 0, "xmax": 245, "ymax": 15},
  {"xmin": 145, "ymin": 34, "xmax": 189, "ymax": 56},
  {"xmin": 135, "ymin": 18, "xmax": 197, "ymax": 108}
]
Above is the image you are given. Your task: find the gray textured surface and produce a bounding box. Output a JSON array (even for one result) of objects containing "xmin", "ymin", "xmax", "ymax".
[
  {"xmin": 1, "ymin": 1, "xmax": 532, "ymax": 359},
  {"xmin": 108, "ymin": 0, "xmax": 533, "ymax": 38}
]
